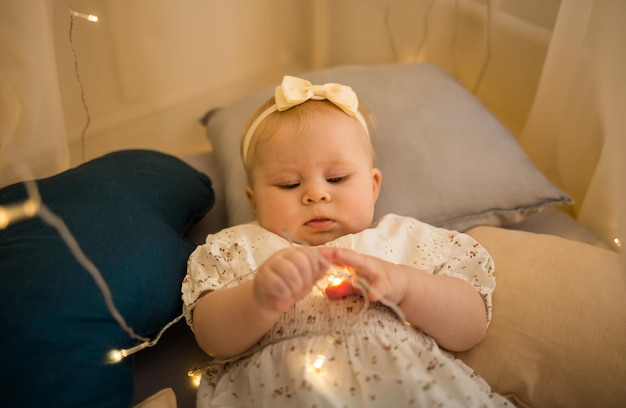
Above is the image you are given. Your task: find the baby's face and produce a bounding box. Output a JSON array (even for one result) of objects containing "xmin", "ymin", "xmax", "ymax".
[{"xmin": 246, "ymin": 107, "xmax": 381, "ymax": 246}]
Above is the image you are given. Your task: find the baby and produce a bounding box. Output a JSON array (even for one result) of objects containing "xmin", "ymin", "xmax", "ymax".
[{"xmin": 182, "ymin": 76, "xmax": 510, "ymax": 407}]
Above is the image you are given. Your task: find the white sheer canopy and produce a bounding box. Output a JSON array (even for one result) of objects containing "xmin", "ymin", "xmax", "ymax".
[
  {"xmin": 1, "ymin": 0, "xmax": 623, "ymax": 256},
  {"xmin": 0, "ymin": 0, "xmax": 69, "ymax": 187},
  {"xmin": 518, "ymin": 0, "xmax": 625, "ymax": 250}
]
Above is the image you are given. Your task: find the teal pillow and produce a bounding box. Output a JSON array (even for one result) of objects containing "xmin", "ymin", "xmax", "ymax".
[{"xmin": 0, "ymin": 150, "xmax": 214, "ymax": 407}]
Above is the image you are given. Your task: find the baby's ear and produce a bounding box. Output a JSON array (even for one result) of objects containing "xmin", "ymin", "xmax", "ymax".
[
  {"xmin": 245, "ymin": 185, "xmax": 257, "ymax": 214},
  {"xmin": 371, "ymin": 168, "xmax": 382, "ymax": 201}
]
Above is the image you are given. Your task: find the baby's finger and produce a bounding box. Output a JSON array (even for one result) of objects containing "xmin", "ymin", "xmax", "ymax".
[
  {"xmin": 253, "ymin": 268, "xmax": 293, "ymax": 311},
  {"xmin": 319, "ymin": 247, "xmax": 380, "ymax": 282},
  {"xmin": 301, "ymin": 247, "xmax": 332, "ymax": 281}
]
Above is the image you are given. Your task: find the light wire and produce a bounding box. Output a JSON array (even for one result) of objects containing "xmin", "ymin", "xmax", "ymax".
[{"xmin": 68, "ymin": 0, "xmax": 91, "ymax": 163}]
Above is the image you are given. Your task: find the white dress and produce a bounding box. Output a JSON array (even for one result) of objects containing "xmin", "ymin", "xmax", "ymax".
[{"xmin": 182, "ymin": 214, "xmax": 511, "ymax": 407}]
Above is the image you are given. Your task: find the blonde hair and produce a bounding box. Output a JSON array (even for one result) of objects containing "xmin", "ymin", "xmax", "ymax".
[{"xmin": 240, "ymin": 98, "xmax": 375, "ymax": 182}]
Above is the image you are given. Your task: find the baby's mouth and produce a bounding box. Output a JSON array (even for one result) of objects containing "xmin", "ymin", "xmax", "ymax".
[{"xmin": 305, "ymin": 218, "xmax": 334, "ymax": 230}]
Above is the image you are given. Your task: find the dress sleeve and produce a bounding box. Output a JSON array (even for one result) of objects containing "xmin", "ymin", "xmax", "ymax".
[
  {"xmin": 342, "ymin": 215, "xmax": 496, "ymax": 325},
  {"xmin": 181, "ymin": 227, "xmax": 256, "ymax": 327},
  {"xmin": 181, "ymin": 223, "xmax": 288, "ymax": 327},
  {"xmin": 438, "ymin": 230, "xmax": 496, "ymax": 325}
]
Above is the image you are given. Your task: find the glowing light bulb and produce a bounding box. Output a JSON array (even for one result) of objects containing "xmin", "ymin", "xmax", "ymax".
[
  {"xmin": 312, "ymin": 355, "xmax": 325, "ymax": 372},
  {"xmin": 108, "ymin": 350, "xmax": 124, "ymax": 363},
  {"xmin": 71, "ymin": 10, "xmax": 99, "ymax": 22},
  {"xmin": 188, "ymin": 370, "xmax": 202, "ymax": 388},
  {"xmin": 328, "ymin": 275, "xmax": 344, "ymax": 286},
  {"xmin": 108, "ymin": 342, "xmax": 150, "ymax": 363},
  {"xmin": 614, "ymin": 238, "xmax": 622, "ymax": 248},
  {"xmin": 326, "ymin": 265, "xmax": 354, "ymax": 286},
  {"xmin": 0, "ymin": 199, "xmax": 40, "ymax": 229}
]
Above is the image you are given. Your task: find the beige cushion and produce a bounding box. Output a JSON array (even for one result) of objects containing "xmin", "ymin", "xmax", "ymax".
[
  {"xmin": 458, "ymin": 226, "xmax": 626, "ymax": 408},
  {"xmin": 133, "ymin": 388, "xmax": 177, "ymax": 408}
]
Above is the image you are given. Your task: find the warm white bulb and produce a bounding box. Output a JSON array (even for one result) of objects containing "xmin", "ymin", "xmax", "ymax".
[
  {"xmin": 614, "ymin": 237, "xmax": 622, "ymax": 248},
  {"xmin": 188, "ymin": 370, "xmax": 202, "ymax": 388},
  {"xmin": 108, "ymin": 350, "xmax": 124, "ymax": 363},
  {"xmin": 328, "ymin": 275, "xmax": 344, "ymax": 287},
  {"xmin": 312, "ymin": 355, "xmax": 325, "ymax": 371},
  {"xmin": 0, "ymin": 209, "xmax": 8, "ymax": 229},
  {"xmin": 0, "ymin": 199, "xmax": 40, "ymax": 229},
  {"xmin": 108, "ymin": 342, "xmax": 149, "ymax": 363},
  {"xmin": 71, "ymin": 10, "xmax": 99, "ymax": 23}
]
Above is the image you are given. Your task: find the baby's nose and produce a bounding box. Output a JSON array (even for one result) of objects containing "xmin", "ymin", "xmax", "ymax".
[{"xmin": 302, "ymin": 184, "xmax": 330, "ymax": 203}]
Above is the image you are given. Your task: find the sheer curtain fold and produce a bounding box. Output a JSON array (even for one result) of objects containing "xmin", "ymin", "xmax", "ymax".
[
  {"xmin": 519, "ymin": 0, "xmax": 624, "ymax": 251},
  {"xmin": 518, "ymin": 1, "xmax": 594, "ymax": 176},
  {"xmin": 0, "ymin": 0, "xmax": 69, "ymax": 189},
  {"xmin": 1, "ymin": 0, "xmax": 623, "ymax": 257},
  {"xmin": 593, "ymin": 0, "xmax": 626, "ymax": 255}
]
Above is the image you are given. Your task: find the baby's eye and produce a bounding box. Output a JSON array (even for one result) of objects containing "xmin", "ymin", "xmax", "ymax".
[
  {"xmin": 278, "ymin": 183, "xmax": 300, "ymax": 190},
  {"xmin": 327, "ymin": 176, "xmax": 347, "ymax": 184}
]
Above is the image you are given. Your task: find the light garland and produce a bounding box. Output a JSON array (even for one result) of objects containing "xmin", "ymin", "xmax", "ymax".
[
  {"xmin": 1, "ymin": 9, "xmax": 410, "ymax": 394},
  {"xmin": 4, "ymin": 3, "xmax": 434, "ymax": 394},
  {"xmin": 311, "ymin": 355, "xmax": 326, "ymax": 373},
  {"xmin": 5, "ymin": 3, "xmax": 406, "ymax": 379},
  {"xmin": 67, "ymin": 2, "xmax": 163, "ymax": 362},
  {"xmin": 108, "ymin": 343, "xmax": 150, "ymax": 363},
  {"xmin": 68, "ymin": 1, "xmax": 99, "ymax": 163},
  {"xmin": 0, "ymin": 3, "xmax": 176, "ymax": 368},
  {"xmin": 0, "ymin": 197, "xmax": 40, "ymax": 229},
  {"xmin": 188, "ymin": 369, "xmax": 203, "ymax": 388},
  {"xmin": 327, "ymin": 274, "xmax": 345, "ymax": 287},
  {"xmin": 193, "ymin": 235, "xmax": 412, "ymax": 381},
  {"xmin": 3, "ymin": 5, "xmax": 402, "ymax": 404},
  {"xmin": 0, "ymin": 176, "xmax": 162, "ymax": 361},
  {"xmin": 107, "ymin": 310, "xmax": 188, "ymax": 363},
  {"xmin": 283, "ymin": 230, "xmax": 407, "ymax": 323},
  {"xmin": 70, "ymin": 10, "xmax": 99, "ymax": 23}
]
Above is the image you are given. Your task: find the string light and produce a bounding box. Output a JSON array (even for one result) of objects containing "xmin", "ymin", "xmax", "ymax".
[
  {"xmin": 322, "ymin": 265, "xmax": 353, "ymax": 289},
  {"xmin": 107, "ymin": 311, "xmax": 187, "ymax": 363},
  {"xmin": 321, "ymin": 261, "xmax": 406, "ymax": 324},
  {"xmin": 328, "ymin": 274, "xmax": 345, "ymax": 287},
  {"xmin": 0, "ymin": 174, "xmax": 164, "ymax": 363},
  {"xmin": 70, "ymin": 10, "xmax": 99, "ymax": 23},
  {"xmin": 614, "ymin": 237, "xmax": 622, "ymax": 248},
  {"xmin": 1, "ymin": 5, "xmax": 184, "ymax": 392},
  {"xmin": 9, "ymin": 0, "xmax": 610, "ymax": 393},
  {"xmin": 0, "ymin": 197, "xmax": 40, "ymax": 229},
  {"xmin": 188, "ymin": 369, "xmax": 203, "ymax": 388},
  {"xmin": 108, "ymin": 342, "xmax": 150, "ymax": 363},
  {"xmin": 311, "ymin": 355, "xmax": 326, "ymax": 373},
  {"xmin": 68, "ymin": 1, "xmax": 97, "ymax": 163},
  {"xmin": 280, "ymin": 230, "xmax": 407, "ymax": 324},
  {"xmin": 0, "ymin": 120, "xmax": 165, "ymax": 366},
  {"xmin": 52, "ymin": 1, "xmax": 189, "ymax": 366},
  {"xmin": 68, "ymin": 2, "xmax": 172, "ymax": 362}
]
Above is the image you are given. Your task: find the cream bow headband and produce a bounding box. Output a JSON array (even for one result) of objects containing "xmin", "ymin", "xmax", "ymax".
[{"xmin": 241, "ymin": 75, "xmax": 369, "ymax": 164}]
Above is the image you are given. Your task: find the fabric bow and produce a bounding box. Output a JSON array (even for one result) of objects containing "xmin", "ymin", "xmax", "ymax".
[
  {"xmin": 241, "ymin": 75, "xmax": 368, "ymax": 164},
  {"xmin": 274, "ymin": 76, "xmax": 360, "ymax": 116}
]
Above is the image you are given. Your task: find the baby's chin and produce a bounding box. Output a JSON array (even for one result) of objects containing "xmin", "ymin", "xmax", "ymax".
[
  {"xmin": 298, "ymin": 230, "xmax": 348, "ymax": 247},
  {"xmin": 271, "ymin": 221, "xmax": 373, "ymax": 246},
  {"xmin": 274, "ymin": 229, "xmax": 340, "ymax": 247}
]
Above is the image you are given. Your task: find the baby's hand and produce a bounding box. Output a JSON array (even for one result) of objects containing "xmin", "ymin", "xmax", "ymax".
[
  {"xmin": 319, "ymin": 247, "xmax": 409, "ymax": 305},
  {"xmin": 253, "ymin": 247, "xmax": 327, "ymax": 312}
]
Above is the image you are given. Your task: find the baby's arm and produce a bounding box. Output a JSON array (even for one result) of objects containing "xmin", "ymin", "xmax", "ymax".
[
  {"xmin": 320, "ymin": 247, "xmax": 487, "ymax": 352},
  {"xmin": 192, "ymin": 246, "xmax": 327, "ymax": 359}
]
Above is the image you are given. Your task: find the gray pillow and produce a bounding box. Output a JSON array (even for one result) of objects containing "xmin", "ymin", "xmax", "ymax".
[{"xmin": 203, "ymin": 62, "xmax": 572, "ymax": 232}]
